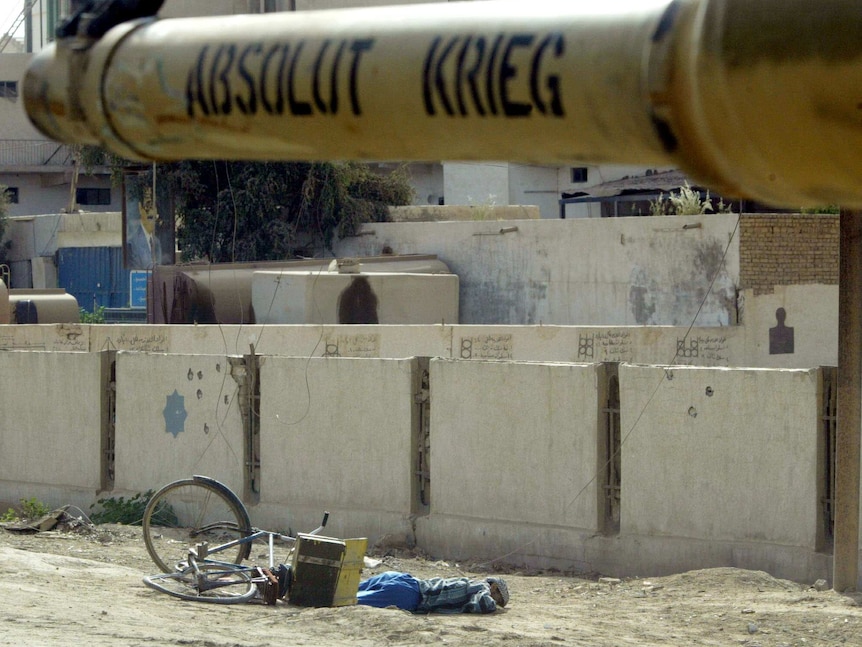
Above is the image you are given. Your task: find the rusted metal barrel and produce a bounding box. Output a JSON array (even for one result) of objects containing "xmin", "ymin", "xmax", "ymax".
[{"xmin": 22, "ymin": 0, "xmax": 862, "ymax": 208}]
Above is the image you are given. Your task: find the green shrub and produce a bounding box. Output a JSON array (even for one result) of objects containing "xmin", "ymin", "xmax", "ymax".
[
  {"xmin": 80, "ymin": 306, "xmax": 107, "ymax": 324},
  {"xmin": 90, "ymin": 490, "xmax": 154, "ymax": 525},
  {"xmin": 1, "ymin": 497, "xmax": 51, "ymax": 522}
]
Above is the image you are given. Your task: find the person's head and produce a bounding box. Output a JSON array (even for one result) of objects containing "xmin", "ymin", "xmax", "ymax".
[{"xmin": 486, "ymin": 577, "xmax": 509, "ymax": 607}]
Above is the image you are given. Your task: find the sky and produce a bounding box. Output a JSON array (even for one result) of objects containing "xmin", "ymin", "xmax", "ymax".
[{"xmin": 1, "ymin": 1, "xmax": 26, "ymax": 40}]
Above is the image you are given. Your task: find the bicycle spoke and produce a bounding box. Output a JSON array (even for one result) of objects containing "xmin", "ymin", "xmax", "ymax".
[
  {"xmin": 143, "ymin": 564, "xmax": 258, "ymax": 604},
  {"xmin": 143, "ymin": 478, "xmax": 252, "ymax": 573}
]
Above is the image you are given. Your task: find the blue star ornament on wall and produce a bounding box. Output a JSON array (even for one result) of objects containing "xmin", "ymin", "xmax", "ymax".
[{"xmin": 163, "ymin": 390, "xmax": 188, "ymax": 438}]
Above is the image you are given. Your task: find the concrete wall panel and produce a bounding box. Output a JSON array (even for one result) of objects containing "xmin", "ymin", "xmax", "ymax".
[
  {"xmin": 257, "ymin": 356, "xmax": 418, "ymax": 537},
  {"xmin": 427, "ymin": 359, "xmax": 600, "ymax": 528},
  {"xmin": 0, "ymin": 351, "xmax": 102, "ymax": 504},
  {"xmin": 113, "ymin": 352, "xmax": 246, "ymax": 496},
  {"xmin": 620, "ymin": 365, "xmax": 821, "ymax": 548}
]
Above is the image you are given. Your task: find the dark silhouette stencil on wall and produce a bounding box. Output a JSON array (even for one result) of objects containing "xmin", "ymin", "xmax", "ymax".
[
  {"xmin": 769, "ymin": 307, "xmax": 794, "ymax": 354},
  {"xmin": 338, "ymin": 276, "xmax": 379, "ymax": 324}
]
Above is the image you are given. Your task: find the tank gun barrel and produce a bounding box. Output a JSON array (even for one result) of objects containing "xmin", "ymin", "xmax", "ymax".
[{"xmin": 22, "ymin": 0, "xmax": 862, "ymax": 208}]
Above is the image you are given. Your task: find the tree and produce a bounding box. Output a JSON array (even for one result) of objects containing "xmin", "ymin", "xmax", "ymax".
[
  {"xmin": 82, "ymin": 145, "xmax": 415, "ymax": 262},
  {"xmin": 139, "ymin": 160, "xmax": 414, "ymax": 263}
]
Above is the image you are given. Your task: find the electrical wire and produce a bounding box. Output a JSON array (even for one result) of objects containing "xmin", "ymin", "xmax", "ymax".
[{"xmin": 477, "ymin": 212, "xmax": 742, "ymax": 569}]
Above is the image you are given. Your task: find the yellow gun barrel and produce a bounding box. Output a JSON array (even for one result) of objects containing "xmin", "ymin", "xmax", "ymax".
[{"xmin": 22, "ymin": 0, "xmax": 862, "ymax": 208}]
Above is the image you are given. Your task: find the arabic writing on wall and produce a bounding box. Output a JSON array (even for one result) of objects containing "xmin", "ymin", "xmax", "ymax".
[
  {"xmin": 460, "ymin": 334, "xmax": 513, "ymax": 360},
  {"xmin": 322, "ymin": 333, "xmax": 380, "ymax": 358},
  {"xmin": 578, "ymin": 330, "xmax": 632, "ymax": 361}
]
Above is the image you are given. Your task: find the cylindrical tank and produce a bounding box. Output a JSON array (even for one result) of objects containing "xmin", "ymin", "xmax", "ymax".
[
  {"xmin": 0, "ymin": 279, "xmax": 9, "ymax": 325},
  {"xmin": 8, "ymin": 290, "xmax": 80, "ymax": 324}
]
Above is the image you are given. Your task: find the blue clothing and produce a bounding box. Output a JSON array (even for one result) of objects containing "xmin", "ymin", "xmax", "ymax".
[
  {"xmin": 357, "ymin": 571, "xmax": 499, "ymax": 614},
  {"xmin": 356, "ymin": 571, "xmax": 422, "ymax": 610},
  {"xmin": 416, "ymin": 576, "xmax": 498, "ymax": 614}
]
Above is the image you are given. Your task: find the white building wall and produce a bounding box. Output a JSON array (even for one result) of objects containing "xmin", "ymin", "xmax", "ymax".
[
  {"xmin": 335, "ymin": 214, "xmax": 740, "ymax": 326},
  {"xmin": 0, "ymin": 54, "xmax": 40, "ymax": 138},
  {"xmin": 508, "ymin": 164, "xmax": 560, "ymax": 219},
  {"xmin": 160, "ymin": 0, "xmax": 263, "ymax": 18},
  {"xmin": 404, "ymin": 162, "xmax": 444, "ymax": 206},
  {"xmin": 443, "ymin": 162, "xmax": 510, "ymax": 209}
]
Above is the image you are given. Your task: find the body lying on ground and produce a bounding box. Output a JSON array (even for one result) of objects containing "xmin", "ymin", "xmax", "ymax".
[{"xmin": 355, "ymin": 571, "xmax": 509, "ymax": 613}]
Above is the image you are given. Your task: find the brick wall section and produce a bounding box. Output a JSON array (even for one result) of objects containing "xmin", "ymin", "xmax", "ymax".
[{"xmin": 739, "ymin": 213, "xmax": 839, "ymax": 295}]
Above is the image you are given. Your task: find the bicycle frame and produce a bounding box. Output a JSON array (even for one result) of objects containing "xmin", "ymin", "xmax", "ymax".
[{"xmin": 189, "ymin": 512, "xmax": 329, "ymax": 570}]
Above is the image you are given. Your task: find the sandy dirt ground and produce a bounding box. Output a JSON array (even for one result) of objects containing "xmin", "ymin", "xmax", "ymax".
[{"xmin": 1, "ymin": 521, "xmax": 861, "ymax": 647}]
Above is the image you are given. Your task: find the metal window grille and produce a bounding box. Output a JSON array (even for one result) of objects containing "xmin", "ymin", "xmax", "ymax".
[
  {"xmin": 603, "ymin": 373, "xmax": 621, "ymax": 534},
  {"xmin": 415, "ymin": 364, "xmax": 431, "ymax": 508},
  {"xmin": 102, "ymin": 358, "xmax": 116, "ymax": 490},
  {"xmin": 76, "ymin": 187, "xmax": 111, "ymax": 205},
  {"xmin": 0, "ymin": 81, "xmax": 18, "ymax": 99},
  {"xmin": 821, "ymin": 367, "xmax": 837, "ymax": 547}
]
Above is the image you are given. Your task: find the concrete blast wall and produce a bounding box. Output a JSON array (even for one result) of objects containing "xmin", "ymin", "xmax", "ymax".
[
  {"xmin": 0, "ymin": 351, "xmax": 852, "ymax": 586},
  {"xmin": 257, "ymin": 356, "xmax": 420, "ymax": 540},
  {"xmin": 0, "ymin": 352, "xmax": 106, "ymax": 505},
  {"xmin": 334, "ymin": 214, "xmax": 740, "ymax": 327},
  {"xmin": 113, "ymin": 352, "xmax": 246, "ymax": 499}
]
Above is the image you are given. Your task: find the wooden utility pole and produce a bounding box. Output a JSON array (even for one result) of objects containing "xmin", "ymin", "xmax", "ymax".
[{"xmin": 835, "ymin": 211, "xmax": 862, "ymax": 592}]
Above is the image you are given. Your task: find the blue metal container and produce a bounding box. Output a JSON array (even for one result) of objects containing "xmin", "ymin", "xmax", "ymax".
[{"xmin": 57, "ymin": 247, "xmax": 132, "ymax": 311}]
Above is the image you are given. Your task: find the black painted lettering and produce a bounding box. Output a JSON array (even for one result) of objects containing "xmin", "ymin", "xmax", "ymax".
[
  {"xmin": 185, "ymin": 37, "xmax": 374, "ymax": 119},
  {"xmin": 207, "ymin": 45, "xmax": 233, "ymax": 117},
  {"xmin": 329, "ymin": 40, "xmax": 346, "ymax": 114},
  {"xmin": 422, "ymin": 31, "xmax": 566, "ymax": 119},
  {"xmin": 275, "ymin": 44, "xmax": 291, "ymax": 115},
  {"xmin": 288, "ymin": 41, "xmax": 312, "ymax": 116},
  {"xmin": 423, "ymin": 36, "xmax": 442, "ymax": 115},
  {"xmin": 312, "ymin": 39, "xmax": 331, "ymax": 114},
  {"xmin": 464, "ymin": 36, "xmax": 487, "ymax": 116},
  {"xmin": 349, "ymin": 39, "xmax": 374, "ymax": 116},
  {"xmin": 499, "ymin": 34, "xmax": 533, "ymax": 117},
  {"xmin": 186, "ymin": 45, "xmax": 211, "ymax": 117},
  {"xmin": 433, "ymin": 36, "xmax": 457, "ymax": 116},
  {"xmin": 219, "ymin": 45, "xmax": 236, "ymax": 115},
  {"xmin": 260, "ymin": 44, "xmax": 282, "ymax": 114},
  {"xmin": 531, "ymin": 33, "xmax": 565, "ymax": 116},
  {"xmin": 454, "ymin": 35, "xmax": 473, "ymax": 116},
  {"xmin": 237, "ymin": 44, "xmax": 260, "ymax": 115},
  {"xmin": 485, "ymin": 34, "xmax": 504, "ymax": 116}
]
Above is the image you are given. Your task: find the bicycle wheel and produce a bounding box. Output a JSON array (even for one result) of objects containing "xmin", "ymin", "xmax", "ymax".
[
  {"xmin": 143, "ymin": 563, "xmax": 258, "ymax": 604},
  {"xmin": 142, "ymin": 476, "xmax": 253, "ymax": 573}
]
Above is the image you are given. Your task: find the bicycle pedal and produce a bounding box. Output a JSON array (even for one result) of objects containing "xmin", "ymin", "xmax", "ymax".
[
  {"xmin": 257, "ymin": 567, "xmax": 280, "ymax": 606},
  {"xmin": 273, "ymin": 563, "xmax": 292, "ymax": 600}
]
